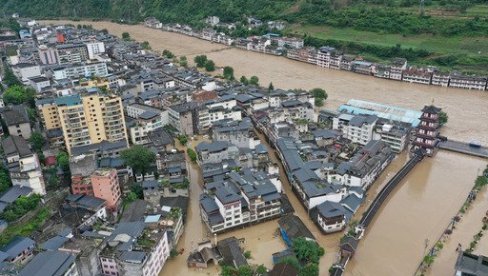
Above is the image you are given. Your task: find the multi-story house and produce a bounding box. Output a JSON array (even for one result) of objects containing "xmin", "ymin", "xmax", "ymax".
[
  {"xmin": 195, "ymin": 141, "xmax": 240, "ymax": 164},
  {"xmin": 389, "ymin": 58, "xmax": 407, "ymax": 81},
  {"xmin": 56, "ymin": 43, "xmax": 89, "ymax": 64},
  {"xmin": 449, "ymin": 73, "xmax": 487, "ymax": 91},
  {"xmin": 431, "ymin": 71, "xmax": 450, "ymax": 87},
  {"xmin": 373, "ymin": 122, "xmax": 411, "ymax": 153},
  {"xmin": 1, "ymin": 237, "xmax": 36, "ymax": 264},
  {"xmin": 200, "ymin": 170, "xmax": 281, "ymax": 233},
  {"xmin": 38, "ymin": 45, "xmax": 59, "ymax": 65},
  {"xmin": 99, "ymin": 222, "xmax": 170, "ymax": 276},
  {"xmin": 329, "ymin": 140, "xmax": 394, "ymax": 189},
  {"xmin": 333, "ymin": 114, "xmax": 378, "ymax": 145},
  {"xmin": 56, "ymin": 93, "xmax": 128, "ymax": 153},
  {"xmin": 316, "ymin": 201, "xmax": 347, "ymax": 234},
  {"xmin": 126, "ymin": 104, "xmax": 168, "ymax": 145},
  {"xmin": 90, "ymin": 168, "xmax": 122, "ymax": 211},
  {"xmin": 211, "ymin": 118, "xmax": 260, "ymax": 149},
  {"xmin": 168, "ymin": 102, "xmax": 204, "ymax": 136},
  {"xmin": 2, "ymin": 105, "xmax": 32, "ymax": 139},
  {"xmin": 85, "ymin": 41, "xmax": 105, "ymax": 60},
  {"xmin": 2, "ymin": 136, "xmax": 45, "ymax": 195},
  {"xmin": 402, "ymin": 67, "xmax": 432, "ymax": 85},
  {"xmin": 52, "ymin": 62, "xmax": 108, "ymax": 80},
  {"xmin": 316, "ymin": 46, "xmax": 335, "ymax": 68}
]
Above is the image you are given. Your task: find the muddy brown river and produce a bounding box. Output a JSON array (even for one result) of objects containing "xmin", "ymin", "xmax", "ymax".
[{"xmin": 40, "ymin": 20, "xmax": 488, "ymax": 275}]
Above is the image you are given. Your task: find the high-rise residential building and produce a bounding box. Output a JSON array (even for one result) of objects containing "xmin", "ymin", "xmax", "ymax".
[
  {"xmin": 90, "ymin": 168, "xmax": 121, "ymax": 211},
  {"xmin": 37, "ymin": 93, "xmax": 128, "ymax": 153}
]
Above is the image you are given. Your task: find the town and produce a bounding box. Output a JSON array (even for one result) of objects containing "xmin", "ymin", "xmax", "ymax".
[{"xmin": 0, "ymin": 17, "xmax": 487, "ymax": 276}]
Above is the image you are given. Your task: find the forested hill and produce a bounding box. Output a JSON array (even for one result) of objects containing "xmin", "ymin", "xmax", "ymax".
[{"xmin": 1, "ymin": 0, "xmax": 487, "ymax": 36}]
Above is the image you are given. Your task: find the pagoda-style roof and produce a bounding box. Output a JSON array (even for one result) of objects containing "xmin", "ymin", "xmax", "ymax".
[{"xmin": 422, "ymin": 105, "xmax": 442, "ymax": 114}]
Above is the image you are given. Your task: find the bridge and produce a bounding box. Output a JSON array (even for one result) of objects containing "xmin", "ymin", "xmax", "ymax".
[{"xmin": 438, "ymin": 140, "xmax": 488, "ymax": 159}]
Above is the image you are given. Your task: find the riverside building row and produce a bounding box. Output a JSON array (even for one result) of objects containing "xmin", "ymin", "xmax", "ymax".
[{"xmin": 143, "ymin": 16, "xmax": 488, "ymax": 91}]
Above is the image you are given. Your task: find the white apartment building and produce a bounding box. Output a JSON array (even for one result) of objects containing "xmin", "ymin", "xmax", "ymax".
[
  {"xmin": 53, "ymin": 63, "xmax": 108, "ymax": 80},
  {"xmin": 85, "ymin": 41, "xmax": 106, "ymax": 59}
]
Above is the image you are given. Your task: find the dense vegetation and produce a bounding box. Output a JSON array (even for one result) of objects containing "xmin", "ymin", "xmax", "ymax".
[{"xmin": 1, "ymin": 0, "xmax": 486, "ymax": 37}]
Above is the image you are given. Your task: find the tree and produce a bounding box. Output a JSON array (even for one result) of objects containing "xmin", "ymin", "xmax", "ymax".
[
  {"xmin": 292, "ymin": 237, "xmax": 325, "ymax": 264},
  {"xmin": 255, "ymin": 265, "xmax": 267, "ymax": 275},
  {"xmin": 121, "ymin": 145, "xmax": 156, "ymax": 179},
  {"xmin": 122, "ymin": 32, "xmax": 131, "ymax": 41},
  {"xmin": 310, "ymin": 88, "xmax": 328, "ymax": 101},
  {"xmin": 162, "ymin": 49, "xmax": 175, "ymax": 58},
  {"xmin": 177, "ymin": 135, "xmax": 188, "ymax": 146},
  {"xmin": 194, "ymin": 55, "xmax": 208, "ymax": 67},
  {"xmin": 2, "ymin": 64, "xmax": 21, "ymax": 86},
  {"xmin": 268, "ymin": 82, "xmax": 274, "ymax": 91},
  {"xmin": 223, "ymin": 66, "xmax": 234, "ymax": 80},
  {"xmin": 299, "ymin": 263, "xmax": 319, "ymax": 276},
  {"xmin": 439, "ymin": 111, "xmax": 448, "ymax": 126},
  {"xmin": 240, "ymin": 76, "xmax": 249, "ymax": 85},
  {"xmin": 314, "ymin": 98, "xmax": 324, "ymax": 107},
  {"xmin": 179, "ymin": 56, "xmax": 188, "ymax": 67},
  {"xmin": 250, "ymin": 76, "xmax": 259, "ymax": 86},
  {"xmin": 3, "ymin": 85, "xmax": 36, "ymax": 106},
  {"xmin": 141, "ymin": 41, "xmax": 151, "ymax": 50},
  {"xmin": 0, "ymin": 166, "xmax": 12, "ymax": 194},
  {"xmin": 29, "ymin": 132, "xmax": 45, "ymax": 152},
  {"xmin": 56, "ymin": 151, "xmax": 70, "ymax": 172},
  {"xmin": 187, "ymin": 148, "xmax": 197, "ymax": 162},
  {"xmin": 205, "ymin": 60, "xmax": 215, "ymax": 72},
  {"xmin": 237, "ymin": 266, "xmax": 253, "ymax": 276}
]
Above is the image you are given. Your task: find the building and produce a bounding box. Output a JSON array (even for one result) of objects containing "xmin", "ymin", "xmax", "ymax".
[
  {"xmin": 85, "ymin": 41, "xmax": 105, "ymax": 60},
  {"xmin": 52, "ymin": 63, "xmax": 108, "ymax": 80},
  {"xmin": 278, "ymin": 215, "xmax": 315, "ymax": 247},
  {"xmin": 168, "ymin": 102, "xmax": 202, "ymax": 136},
  {"xmin": 316, "ymin": 201, "xmax": 347, "ymax": 233},
  {"xmin": 19, "ymin": 251, "xmax": 79, "ymax": 276},
  {"xmin": 28, "ymin": 76, "xmax": 51, "ymax": 92},
  {"xmin": 99, "ymin": 222, "xmax": 170, "ymax": 276},
  {"xmin": 1, "ymin": 105, "xmax": 32, "ymax": 139},
  {"xmin": 402, "ymin": 67, "xmax": 432, "ymax": 85},
  {"xmin": 211, "ymin": 118, "xmax": 260, "ymax": 149},
  {"xmin": 431, "ymin": 71, "xmax": 450, "ymax": 87},
  {"xmin": 449, "ymin": 74, "xmax": 487, "ymax": 91},
  {"xmin": 38, "ymin": 45, "xmax": 59, "ymax": 65},
  {"xmin": 126, "ymin": 104, "xmax": 168, "ymax": 145},
  {"xmin": 412, "ymin": 105, "xmax": 441, "ymax": 157},
  {"xmin": 55, "ymin": 94, "xmax": 128, "ymax": 154},
  {"xmin": 0, "ymin": 237, "xmax": 35, "ymax": 264},
  {"xmin": 1, "ymin": 136, "xmax": 45, "ymax": 195},
  {"xmin": 333, "ymin": 114, "xmax": 378, "ymax": 145},
  {"xmin": 195, "ymin": 141, "xmax": 239, "ymax": 164},
  {"xmin": 200, "ymin": 170, "xmax": 282, "ymax": 233},
  {"xmin": 90, "ymin": 169, "xmax": 122, "ymax": 211},
  {"xmin": 56, "ymin": 43, "xmax": 89, "ymax": 64},
  {"xmin": 389, "ymin": 58, "xmax": 407, "ymax": 81},
  {"xmin": 373, "ymin": 122, "xmax": 411, "ymax": 152},
  {"xmin": 455, "ymin": 251, "xmax": 488, "ymax": 276},
  {"xmin": 11, "ymin": 63, "xmax": 41, "ymax": 84}
]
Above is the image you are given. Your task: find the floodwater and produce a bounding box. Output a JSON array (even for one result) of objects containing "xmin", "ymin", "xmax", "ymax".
[
  {"xmin": 427, "ymin": 186, "xmax": 488, "ymax": 276},
  {"xmin": 346, "ymin": 152, "xmax": 487, "ymax": 276},
  {"xmin": 39, "ymin": 20, "xmax": 488, "ymax": 275}
]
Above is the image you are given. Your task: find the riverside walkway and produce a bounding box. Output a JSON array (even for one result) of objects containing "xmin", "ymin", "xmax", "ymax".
[{"xmin": 359, "ymin": 150, "xmax": 425, "ymax": 229}]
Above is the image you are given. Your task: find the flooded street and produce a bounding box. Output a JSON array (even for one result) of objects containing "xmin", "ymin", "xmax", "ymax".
[
  {"xmin": 346, "ymin": 152, "xmax": 486, "ymax": 276},
  {"xmin": 38, "ymin": 20, "xmax": 488, "ymax": 275}
]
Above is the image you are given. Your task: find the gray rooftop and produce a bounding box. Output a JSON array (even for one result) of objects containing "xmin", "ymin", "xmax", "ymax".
[{"xmin": 19, "ymin": 251, "xmax": 76, "ymax": 276}]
